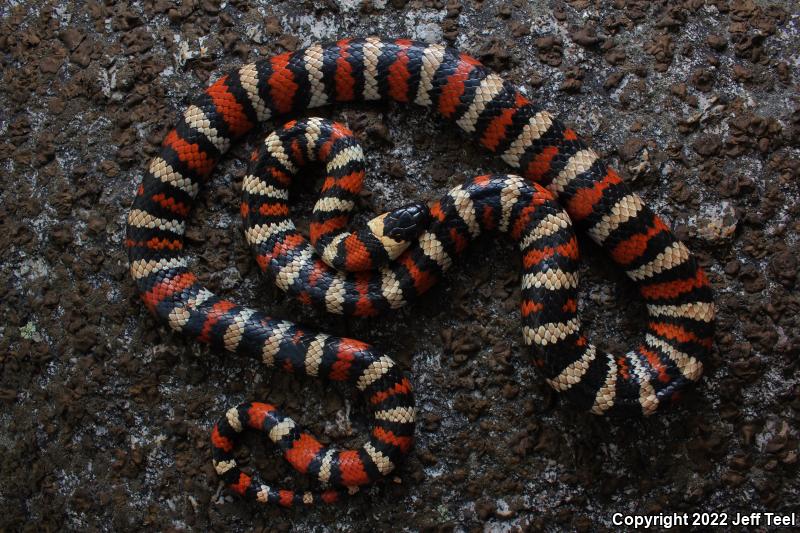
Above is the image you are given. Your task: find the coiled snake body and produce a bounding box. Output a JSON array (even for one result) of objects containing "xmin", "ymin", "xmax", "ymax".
[{"xmin": 126, "ymin": 38, "xmax": 714, "ymax": 507}]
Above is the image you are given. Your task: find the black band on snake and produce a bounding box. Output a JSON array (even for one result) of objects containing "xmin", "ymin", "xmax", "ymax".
[{"xmin": 126, "ymin": 37, "xmax": 715, "ymax": 507}]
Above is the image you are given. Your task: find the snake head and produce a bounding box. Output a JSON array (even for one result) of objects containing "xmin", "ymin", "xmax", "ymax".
[{"xmin": 383, "ymin": 203, "xmax": 431, "ymax": 242}]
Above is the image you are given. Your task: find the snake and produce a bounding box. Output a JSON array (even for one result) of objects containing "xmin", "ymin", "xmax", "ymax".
[{"xmin": 126, "ymin": 37, "xmax": 715, "ymax": 507}]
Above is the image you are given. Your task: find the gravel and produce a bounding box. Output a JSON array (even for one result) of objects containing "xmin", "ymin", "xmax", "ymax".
[{"xmin": 1, "ymin": 0, "xmax": 798, "ymax": 531}]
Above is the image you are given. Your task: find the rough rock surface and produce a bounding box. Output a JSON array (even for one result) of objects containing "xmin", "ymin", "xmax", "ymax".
[{"xmin": 1, "ymin": 0, "xmax": 798, "ymax": 531}]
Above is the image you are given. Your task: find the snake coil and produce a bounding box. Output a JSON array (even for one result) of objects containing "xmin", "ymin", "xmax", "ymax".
[{"xmin": 126, "ymin": 38, "xmax": 714, "ymax": 507}]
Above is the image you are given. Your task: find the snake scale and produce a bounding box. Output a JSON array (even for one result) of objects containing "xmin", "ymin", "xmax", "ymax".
[{"xmin": 126, "ymin": 37, "xmax": 715, "ymax": 507}]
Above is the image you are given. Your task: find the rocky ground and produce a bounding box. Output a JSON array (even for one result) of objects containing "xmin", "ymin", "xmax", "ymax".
[{"xmin": 1, "ymin": 0, "xmax": 799, "ymax": 531}]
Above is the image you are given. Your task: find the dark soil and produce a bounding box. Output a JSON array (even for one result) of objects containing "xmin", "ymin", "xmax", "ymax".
[{"xmin": 1, "ymin": 0, "xmax": 799, "ymax": 531}]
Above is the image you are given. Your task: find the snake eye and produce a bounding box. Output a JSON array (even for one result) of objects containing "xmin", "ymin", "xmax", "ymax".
[{"xmin": 384, "ymin": 203, "xmax": 430, "ymax": 241}]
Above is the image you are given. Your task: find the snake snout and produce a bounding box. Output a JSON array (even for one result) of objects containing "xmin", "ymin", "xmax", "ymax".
[{"xmin": 383, "ymin": 203, "xmax": 431, "ymax": 241}]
